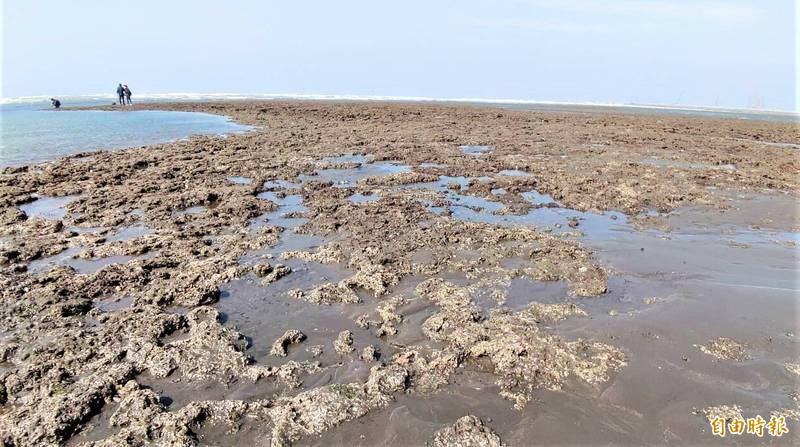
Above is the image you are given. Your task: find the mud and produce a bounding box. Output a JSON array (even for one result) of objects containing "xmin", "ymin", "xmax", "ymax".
[{"xmin": 0, "ymin": 101, "xmax": 798, "ymax": 445}]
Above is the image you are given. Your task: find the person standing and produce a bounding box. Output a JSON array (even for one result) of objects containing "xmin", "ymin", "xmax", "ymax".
[
  {"xmin": 123, "ymin": 85, "xmax": 132, "ymax": 104},
  {"xmin": 116, "ymin": 83, "xmax": 125, "ymax": 105}
]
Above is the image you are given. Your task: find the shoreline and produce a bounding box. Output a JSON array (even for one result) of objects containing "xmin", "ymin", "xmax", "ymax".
[
  {"xmin": 6, "ymin": 93, "xmax": 799, "ymax": 119},
  {"xmin": 64, "ymin": 97, "xmax": 800, "ymax": 124},
  {"xmin": 0, "ymin": 100, "xmax": 798, "ymax": 445}
]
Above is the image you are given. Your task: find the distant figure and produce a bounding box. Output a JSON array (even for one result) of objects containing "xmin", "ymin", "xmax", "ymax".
[
  {"xmin": 116, "ymin": 83, "xmax": 125, "ymax": 105},
  {"xmin": 50, "ymin": 98, "xmax": 61, "ymax": 109},
  {"xmin": 123, "ymin": 85, "xmax": 132, "ymax": 104}
]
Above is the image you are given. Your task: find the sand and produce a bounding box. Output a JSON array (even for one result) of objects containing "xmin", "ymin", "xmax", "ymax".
[{"xmin": 0, "ymin": 101, "xmax": 798, "ymax": 445}]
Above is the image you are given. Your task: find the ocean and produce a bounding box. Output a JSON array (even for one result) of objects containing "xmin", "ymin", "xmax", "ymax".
[
  {"xmin": 1, "ymin": 94, "xmax": 796, "ymax": 168},
  {"xmin": 0, "ymin": 98, "xmax": 251, "ymax": 167}
]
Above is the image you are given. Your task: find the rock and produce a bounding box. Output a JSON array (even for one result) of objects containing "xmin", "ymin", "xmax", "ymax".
[
  {"xmin": 526, "ymin": 302, "xmax": 587, "ymax": 324},
  {"xmin": 270, "ymin": 329, "xmax": 307, "ymax": 357},
  {"xmin": 307, "ymin": 345, "xmax": 324, "ymax": 358},
  {"xmin": 415, "ymin": 279, "xmax": 626, "ymax": 407},
  {"xmin": 261, "ymin": 263, "xmax": 291, "ymax": 284},
  {"xmin": 771, "ymin": 408, "xmax": 800, "ymax": 421},
  {"xmin": 432, "ymin": 415, "xmax": 504, "ymax": 447},
  {"xmin": 334, "ymin": 330, "xmax": 355, "ymax": 354},
  {"xmin": 702, "ymin": 405, "xmax": 743, "ymax": 422},
  {"xmin": 355, "ymin": 314, "xmax": 372, "ymax": 329},
  {"xmin": 290, "ymin": 282, "xmax": 361, "ymax": 305},
  {"xmin": 253, "ymin": 263, "xmax": 273, "ymax": 277},
  {"xmin": 695, "ymin": 337, "xmax": 749, "ymax": 361},
  {"xmin": 269, "ymin": 363, "xmax": 409, "ymax": 446},
  {"xmin": 360, "ymin": 345, "xmax": 379, "ymax": 362},
  {"xmin": 643, "ymin": 296, "xmax": 662, "ymax": 305}
]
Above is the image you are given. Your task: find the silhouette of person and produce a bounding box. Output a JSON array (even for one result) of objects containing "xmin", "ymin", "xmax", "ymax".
[
  {"xmin": 123, "ymin": 85, "xmax": 132, "ymax": 104},
  {"xmin": 116, "ymin": 83, "xmax": 125, "ymax": 105}
]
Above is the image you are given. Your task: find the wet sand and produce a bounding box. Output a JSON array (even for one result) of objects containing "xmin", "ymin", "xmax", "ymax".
[{"xmin": 0, "ymin": 101, "xmax": 798, "ymax": 446}]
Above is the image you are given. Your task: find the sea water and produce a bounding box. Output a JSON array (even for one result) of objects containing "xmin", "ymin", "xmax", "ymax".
[
  {"xmin": 2, "ymin": 94, "xmax": 796, "ymax": 167},
  {"xmin": 0, "ymin": 100, "xmax": 250, "ymax": 167}
]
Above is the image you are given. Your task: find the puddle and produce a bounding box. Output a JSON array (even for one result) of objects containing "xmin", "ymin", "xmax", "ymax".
[
  {"xmin": 449, "ymin": 193, "xmax": 505, "ymax": 214},
  {"xmin": 107, "ymin": 225, "xmax": 152, "ymax": 242},
  {"xmin": 732, "ymin": 138, "xmax": 800, "ymax": 150},
  {"xmin": 499, "ymin": 169, "xmax": 535, "ymax": 177},
  {"xmin": 29, "ymin": 249, "xmax": 156, "ymax": 275},
  {"xmin": 393, "ymin": 174, "xmax": 624, "ymax": 234},
  {"xmin": 256, "ymin": 192, "xmax": 304, "ymax": 208},
  {"xmin": 246, "ymin": 187, "xmax": 324, "ymax": 261},
  {"xmin": 349, "ymin": 192, "xmax": 381, "ymax": 203},
  {"xmin": 252, "ymin": 192, "xmax": 307, "ymax": 231},
  {"xmin": 228, "ymin": 176, "xmax": 253, "ymax": 185},
  {"xmin": 28, "ymin": 247, "xmax": 84, "ymax": 274},
  {"xmin": 28, "ymin": 223, "xmax": 155, "ymax": 274},
  {"xmin": 419, "ymin": 162, "xmax": 447, "ymax": 169},
  {"xmin": 299, "ymin": 161, "xmax": 411, "ymax": 188},
  {"xmin": 172, "ymin": 206, "xmax": 207, "ymax": 217},
  {"xmin": 475, "ymin": 205, "xmax": 626, "ymax": 236},
  {"xmin": 502, "ymin": 277, "xmax": 572, "ymax": 310},
  {"xmin": 19, "ymin": 195, "xmax": 80, "ymax": 220},
  {"xmin": 757, "ymin": 141, "xmax": 800, "ymax": 149},
  {"xmin": 264, "ymin": 179, "xmax": 301, "ymax": 190},
  {"xmin": 93, "ymin": 296, "xmax": 134, "ymax": 312},
  {"xmin": 217, "ymin": 271, "xmax": 391, "ymax": 367},
  {"xmin": 521, "ymin": 190, "xmax": 558, "ymax": 205},
  {"xmin": 394, "ymin": 175, "xmax": 473, "ymax": 194},
  {"xmin": 460, "ymin": 145, "xmax": 493, "ymax": 156},
  {"xmin": 322, "ymin": 154, "xmax": 372, "ymax": 164}
]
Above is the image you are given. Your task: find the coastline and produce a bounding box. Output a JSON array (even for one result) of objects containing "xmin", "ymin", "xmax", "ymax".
[
  {"xmin": 0, "ymin": 101, "xmax": 798, "ymax": 445},
  {"xmin": 4, "ymin": 92, "xmax": 796, "ymax": 123}
]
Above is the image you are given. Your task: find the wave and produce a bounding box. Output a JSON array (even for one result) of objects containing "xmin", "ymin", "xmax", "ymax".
[{"xmin": 1, "ymin": 92, "xmax": 797, "ymax": 117}]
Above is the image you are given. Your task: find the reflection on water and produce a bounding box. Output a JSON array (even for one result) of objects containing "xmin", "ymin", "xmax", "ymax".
[
  {"xmin": 19, "ymin": 195, "xmax": 81, "ymax": 220},
  {"xmin": 299, "ymin": 161, "xmax": 411, "ymax": 187},
  {"xmin": 460, "ymin": 145, "xmax": 493, "ymax": 155}
]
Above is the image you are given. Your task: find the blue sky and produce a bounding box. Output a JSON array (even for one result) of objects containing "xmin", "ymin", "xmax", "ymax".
[{"xmin": 2, "ymin": 0, "xmax": 796, "ymax": 110}]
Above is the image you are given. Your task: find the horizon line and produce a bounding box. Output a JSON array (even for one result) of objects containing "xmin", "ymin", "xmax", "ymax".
[{"xmin": 1, "ymin": 92, "xmax": 797, "ymax": 115}]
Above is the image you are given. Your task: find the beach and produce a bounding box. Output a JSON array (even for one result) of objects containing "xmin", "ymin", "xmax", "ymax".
[{"xmin": 0, "ymin": 101, "xmax": 798, "ymax": 445}]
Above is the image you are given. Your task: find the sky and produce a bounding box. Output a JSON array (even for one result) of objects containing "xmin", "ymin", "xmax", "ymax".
[{"xmin": 1, "ymin": 0, "xmax": 797, "ymax": 111}]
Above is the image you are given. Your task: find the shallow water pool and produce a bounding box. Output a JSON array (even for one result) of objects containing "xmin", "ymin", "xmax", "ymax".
[{"xmin": 0, "ymin": 103, "xmax": 251, "ymax": 167}]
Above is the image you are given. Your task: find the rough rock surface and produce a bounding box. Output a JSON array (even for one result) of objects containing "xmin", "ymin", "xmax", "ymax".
[
  {"xmin": 270, "ymin": 329, "xmax": 306, "ymax": 357},
  {"xmin": 702, "ymin": 404, "xmax": 743, "ymax": 422},
  {"xmin": 1, "ymin": 101, "xmax": 795, "ymax": 445},
  {"xmin": 334, "ymin": 330, "xmax": 355, "ymax": 355},
  {"xmin": 416, "ymin": 279, "xmax": 626, "ymax": 407},
  {"xmin": 526, "ymin": 302, "xmax": 587, "ymax": 324},
  {"xmin": 695, "ymin": 337, "xmax": 749, "ymax": 361},
  {"xmin": 432, "ymin": 415, "xmax": 504, "ymax": 447}
]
